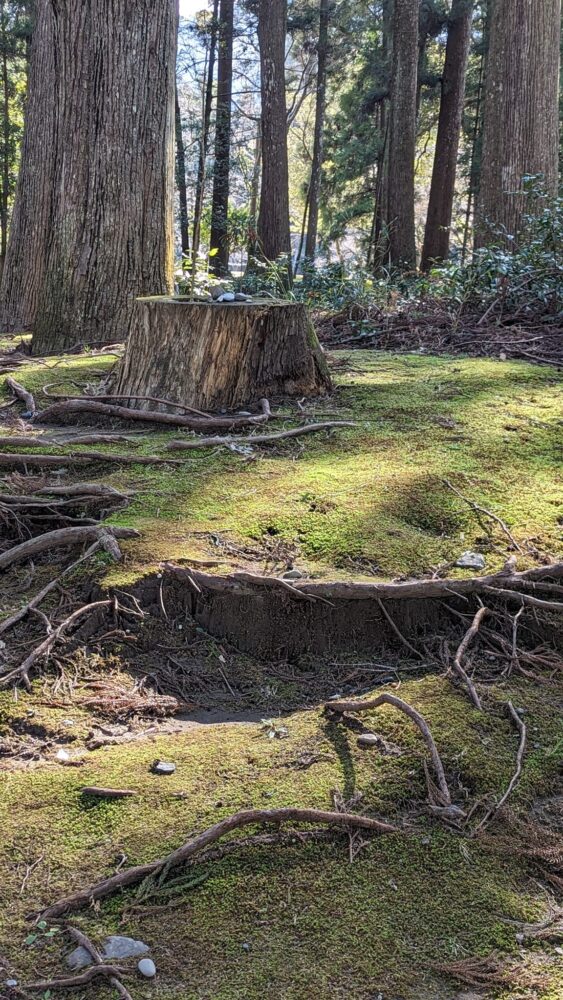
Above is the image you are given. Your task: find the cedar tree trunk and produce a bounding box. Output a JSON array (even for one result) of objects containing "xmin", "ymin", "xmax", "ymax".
[
  {"xmin": 191, "ymin": 0, "xmax": 219, "ymax": 268},
  {"xmin": 209, "ymin": 0, "xmax": 234, "ymax": 276},
  {"xmin": 17, "ymin": 0, "xmax": 177, "ymax": 355},
  {"xmin": 0, "ymin": 0, "xmax": 55, "ymax": 331},
  {"xmin": 387, "ymin": 0, "xmax": 418, "ymax": 268},
  {"xmin": 256, "ymin": 0, "xmax": 291, "ymax": 275},
  {"xmin": 421, "ymin": 0, "xmax": 473, "ymax": 270},
  {"xmin": 304, "ymin": 0, "xmax": 330, "ymax": 263},
  {"xmin": 476, "ymin": 0, "xmax": 561, "ymax": 247}
]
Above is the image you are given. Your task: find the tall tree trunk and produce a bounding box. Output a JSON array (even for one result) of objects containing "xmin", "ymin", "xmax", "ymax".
[
  {"xmin": 0, "ymin": 3, "xmax": 11, "ymax": 277},
  {"xmin": 257, "ymin": 0, "xmax": 291, "ymax": 278},
  {"xmin": 0, "ymin": 0, "xmax": 55, "ymax": 331},
  {"xmin": 421, "ymin": 0, "xmax": 473, "ymax": 270},
  {"xmin": 28, "ymin": 0, "xmax": 178, "ymax": 355},
  {"xmin": 304, "ymin": 0, "xmax": 330, "ymax": 264},
  {"xmin": 476, "ymin": 0, "xmax": 561, "ymax": 247},
  {"xmin": 209, "ymin": 0, "xmax": 234, "ymax": 276},
  {"xmin": 191, "ymin": 0, "xmax": 218, "ymax": 271},
  {"xmin": 386, "ymin": 0, "xmax": 418, "ymax": 268},
  {"xmin": 245, "ymin": 127, "xmax": 261, "ymax": 265},
  {"xmin": 175, "ymin": 85, "xmax": 190, "ymax": 258}
]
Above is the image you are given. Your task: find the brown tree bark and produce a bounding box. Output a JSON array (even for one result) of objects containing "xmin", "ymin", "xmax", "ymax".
[
  {"xmin": 191, "ymin": 0, "xmax": 219, "ymax": 270},
  {"xmin": 175, "ymin": 84, "xmax": 190, "ymax": 258},
  {"xmin": 0, "ymin": 0, "xmax": 55, "ymax": 331},
  {"xmin": 209, "ymin": 0, "xmax": 234, "ymax": 276},
  {"xmin": 386, "ymin": 0, "xmax": 418, "ymax": 268},
  {"xmin": 476, "ymin": 0, "xmax": 561, "ymax": 247},
  {"xmin": 303, "ymin": 0, "xmax": 330, "ymax": 264},
  {"xmin": 256, "ymin": 0, "xmax": 292, "ymax": 277},
  {"xmin": 13, "ymin": 0, "xmax": 178, "ymax": 355},
  {"xmin": 113, "ymin": 297, "xmax": 331, "ymax": 411},
  {"xmin": 421, "ymin": 0, "xmax": 473, "ymax": 270}
]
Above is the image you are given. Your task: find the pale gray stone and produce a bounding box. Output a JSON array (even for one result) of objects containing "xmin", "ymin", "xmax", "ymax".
[
  {"xmin": 455, "ymin": 551, "xmax": 486, "ymax": 570},
  {"xmin": 138, "ymin": 958, "xmax": 157, "ymax": 978}
]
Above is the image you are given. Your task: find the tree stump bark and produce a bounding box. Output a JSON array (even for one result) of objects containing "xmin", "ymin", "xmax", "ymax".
[{"xmin": 113, "ymin": 297, "xmax": 331, "ymax": 412}]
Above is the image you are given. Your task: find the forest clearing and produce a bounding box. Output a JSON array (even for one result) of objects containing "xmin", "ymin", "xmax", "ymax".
[{"xmin": 0, "ymin": 1, "xmax": 561, "ymax": 999}]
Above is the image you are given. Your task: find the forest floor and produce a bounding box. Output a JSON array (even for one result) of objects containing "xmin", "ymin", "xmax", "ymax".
[{"xmin": 0, "ymin": 339, "xmax": 561, "ymax": 1000}]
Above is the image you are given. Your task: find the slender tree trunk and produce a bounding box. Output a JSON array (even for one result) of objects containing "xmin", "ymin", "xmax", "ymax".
[
  {"xmin": 0, "ymin": 0, "xmax": 55, "ymax": 331},
  {"xmin": 476, "ymin": 0, "xmax": 561, "ymax": 247},
  {"xmin": 461, "ymin": 38, "xmax": 485, "ymax": 261},
  {"xmin": 304, "ymin": 0, "xmax": 330, "ymax": 264},
  {"xmin": 191, "ymin": 0, "xmax": 218, "ymax": 270},
  {"xmin": 245, "ymin": 127, "xmax": 261, "ymax": 265},
  {"xmin": 175, "ymin": 85, "xmax": 190, "ymax": 258},
  {"xmin": 421, "ymin": 0, "xmax": 473, "ymax": 270},
  {"xmin": 257, "ymin": 0, "xmax": 292, "ymax": 279},
  {"xmin": 0, "ymin": 4, "xmax": 10, "ymax": 276},
  {"xmin": 209, "ymin": 0, "xmax": 234, "ymax": 276},
  {"xmin": 386, "ymin": 0, "xmax": 418, "ymax": 268}
]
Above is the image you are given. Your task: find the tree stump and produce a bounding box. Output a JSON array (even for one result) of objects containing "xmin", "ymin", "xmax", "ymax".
[{"xmin": 113, "ymin": 296, "xmax": 331, "ymax": 411}]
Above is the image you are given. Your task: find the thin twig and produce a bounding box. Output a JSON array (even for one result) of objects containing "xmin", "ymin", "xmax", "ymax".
[
  {"xmin": 376, "ymin": 598, "xmax": 423, "ymax": 659},
  {"xmin": 472, "ymin": 702, "xmax": 527, "ymax": 835},
  {"xmin": 451, "ymin": 606, "xmax": 489, "ymax": 709},
  {"xmin": 443, "ymin": 478, "xmax": 523, "ymax": 553},
  {"xmin": 166, "ymin": 421, "xmax": 356, "ymax": 451}
]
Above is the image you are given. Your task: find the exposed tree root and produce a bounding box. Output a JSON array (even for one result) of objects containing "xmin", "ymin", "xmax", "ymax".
[
  {"xmin": 451, "ymin": 605, "xmax": 489, "ymax": 709},
  {"xmin": 0, "ymin": 450, "xmax": 186, "ymax": 469},
  {"xmin": 23, "ymin": 964, "xmax": 124, "ymax": 992},
  {"xmin": 80, "ymin": 787, "xmax": 137, "ymax": 799},
  {"xmin": 64, "ymin": 927, "xmax": 133, "ymax": 1000},
  {"xmin": 0, "ymin": 525, "xmax": 138, "ymax": 572},
  {"xmin": 35, "ymin": 397, "xmax": 272, "ymax": 429},
  {"xmin": 0, "ymin": 434, "xmax": 138, "ymax": 448},
  {"xmin": 39, "ymin": 807, "xmax": 397, "ymax": 920},
  {"xmin": 5, "ymin": 376, "xmax": 36, "ymax": 417},
  {"xmin": 472, "ymin": 702, "xmax": 527, "ymax": 835},
  {"xmin": 166, "ymin": 421, "xmax": 356, "ymax": 451},
  {"xmin": 0, "ymin": 600, "xmax": 111, "ymax": 690},
  {"xmin": 325, "ymin": 693, "xmax": 454, "ymax": 809}
]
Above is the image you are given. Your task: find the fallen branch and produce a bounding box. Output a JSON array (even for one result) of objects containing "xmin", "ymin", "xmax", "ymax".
[
  {"xmin": 166, "ymin": 421, "xmax": 357, "ymax": 451},
  {"xmin": 0, "ymin": 525, "xmax": 138, "ymax": 572},
  {"xmin": 325, "ymin": 692, "xmax": 452, "ymax": 807},
  {"xmin": 0, "ymin": 541, "xmax": 101, "ymax": 636},
  {"xmin": 483, "ymin": 585, "xmax": 563, "ymax": 613},
  {"xmin": 36, "ymin": 483, "xmax": 129, "ymax": 499},
  {"xmin": 65, "ymin": 927, "xmax": 132, "ymax": 1000},
  {"xmin": 0, "ymin": 599, "xmax": 111, "ymax": 690},
  {"xmin": 81, "ymin": 787, "xmax": 137, "ymax": 799},
  {"xmin": 5, "ymin": 375, "xmax": 36, "ymax": 416},
  {"xmin": 0, "ymin": 434, "xmax": 138, "ymax": 449},
  {"xmin": 36, "ymin": 397, "xmax": 272, "ymax": 429},
  {"xmin": 41, "ymin": 386, "xmax": 211, "ymax": 418},
  {"xmin": 472, "ymin": 702, "xmax": 527, "ymax": 835},
  {"xmin": 39, "ymin": 806, "xmax": 397, "ymax": 919},
  {"xmin": 0, "ymin": 450, "xmax": 185, "ymax": 469},
  {"xmin": 23, "ymin": 965, "xmax": 124, "ymax": 991},
  {"xmin": 443, "ymin": 478, "xmax": 523, "ymax": 553},
  {"xmin": 451, "ymin": 606, "xmax": 489, "ymax": 709}
]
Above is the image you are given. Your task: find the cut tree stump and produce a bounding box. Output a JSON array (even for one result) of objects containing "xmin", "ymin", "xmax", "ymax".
[{"xmin": 112, "ymin": 296, "xmax": 331, "ymax": 411}]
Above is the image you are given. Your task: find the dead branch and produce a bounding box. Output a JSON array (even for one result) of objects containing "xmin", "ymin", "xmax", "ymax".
[
  {"xmin": 483, "ymin": 585, "xmax": 563, "ymax": 612},
  {"xmin": 0, "ymin": 599, "xmax": 111, "ymax": 690},
  {"xmin": 5, "ymin": 376, "xmax": 36, "ymax": 416},
  {"xmin": 81, "ymin": 787, "xmax": 137, "ymax": 799},
  {"xmin": 0, "ymin": 541, "xmax": 101, "ymax": 636},
  {"xmin": 0, "ymin": 450, "xmax": 186, "ymax": 469},
  {"xmin": 23, "ymin": 965, "xmax": 124, "ymax": 991},
  {"xmin": 39, "ymin": 807, "xmax": 397, "ymax": 919},
  {"xmin": 451, "ymin": 606, "xmax": 489, "ymax": 709},
  {"xmin": 0, "ymin": 434, "xmax": 138, "ymax": 449},
  {"xmin": 0, "ymin": 525, "xmax": 138, "ymax": 572},
  {"xmin": 472, "ymin": 702, "xmax": 527, "ymax": 835},
  {"xmin": 443, "ymin": 478, "xmax": 523, "ymax": 553},
  {"xmin": 42, "ymin": 386, "xmax": 211, "ymax": 418},
  {"xmin": 325, "ymin": 692, "xmax": 452, "ymax": 806},
  {"xmin": 65, "ymin": 927, "xmax": 133, "ymax": 1000},
  {"xmin": 36, "ymin": 483, "xmax": 129, "ymax": 498},
  {"xmin": 35, "ymin": 397, "xmax": 272, "ymax": 429},
  {"xmin": 166, "ymin": 421, "xmax": 356, "ymax": 450}
]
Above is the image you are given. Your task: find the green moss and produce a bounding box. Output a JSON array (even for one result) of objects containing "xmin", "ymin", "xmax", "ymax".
[
  {"xmin": 2, "ymin": 351, "xmax": 560, "ymax": 586},
  {"xmin": 1, "ymin": 673, "xmax": 561, "ymax": 998}
]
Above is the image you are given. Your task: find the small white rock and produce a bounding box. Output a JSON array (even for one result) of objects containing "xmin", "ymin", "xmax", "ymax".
[
  {"xmin": 5, "ymin": 979, "xmax": 18, "ymax": 987},
  {"xmin": 219, "ymin": 291, "xmax": 235, "ymax": 302},
  {"xmin": 55, "ymin": 748, "xmax": 70, "ymax": 762},
  {"xmin": 138, "ymin": 958, "xmax": 157, "ymax": 978}
]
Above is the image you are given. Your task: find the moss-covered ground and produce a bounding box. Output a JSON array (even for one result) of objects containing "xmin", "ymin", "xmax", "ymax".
[
  {"xmin": 0, "ymin": 350, "xmax": 561, "ymax": 588},
  {"xmin": 1, "ymin": 348, "xmax": 562, "ymax": 998}
]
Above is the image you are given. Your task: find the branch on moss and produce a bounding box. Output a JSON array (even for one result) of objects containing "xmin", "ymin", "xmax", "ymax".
[
  {"xmin": 39, "ymin": 807, "xmax": 397, "ymax": 919},
  {"xmin": 23, "ymin": 965, "xmax": 125, "ymax": 991},
  {"xmin": 166, "ymin": 421, "xmax": 356, "ymax": 451},
  {"xmin": 325, "ymin": 692, "xmax": 453, "ymax": 808},
  {"xmin": 5, "ymin": 375, "xmax": 36, "ymax": 416},
  {"xmin": 0, "ymin": 450, "xmax": 186, "ymax": 469},
  {"xmin": 35, "ymin": 397, "xmax": 272, "ymax": 430},
  {"xmin": 472, "ymin": 702, "xmax": 527, "ymax": 835},
  {"xmin": 451, "ymin": 606, "xmax": 489, "ymax": 709}
]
